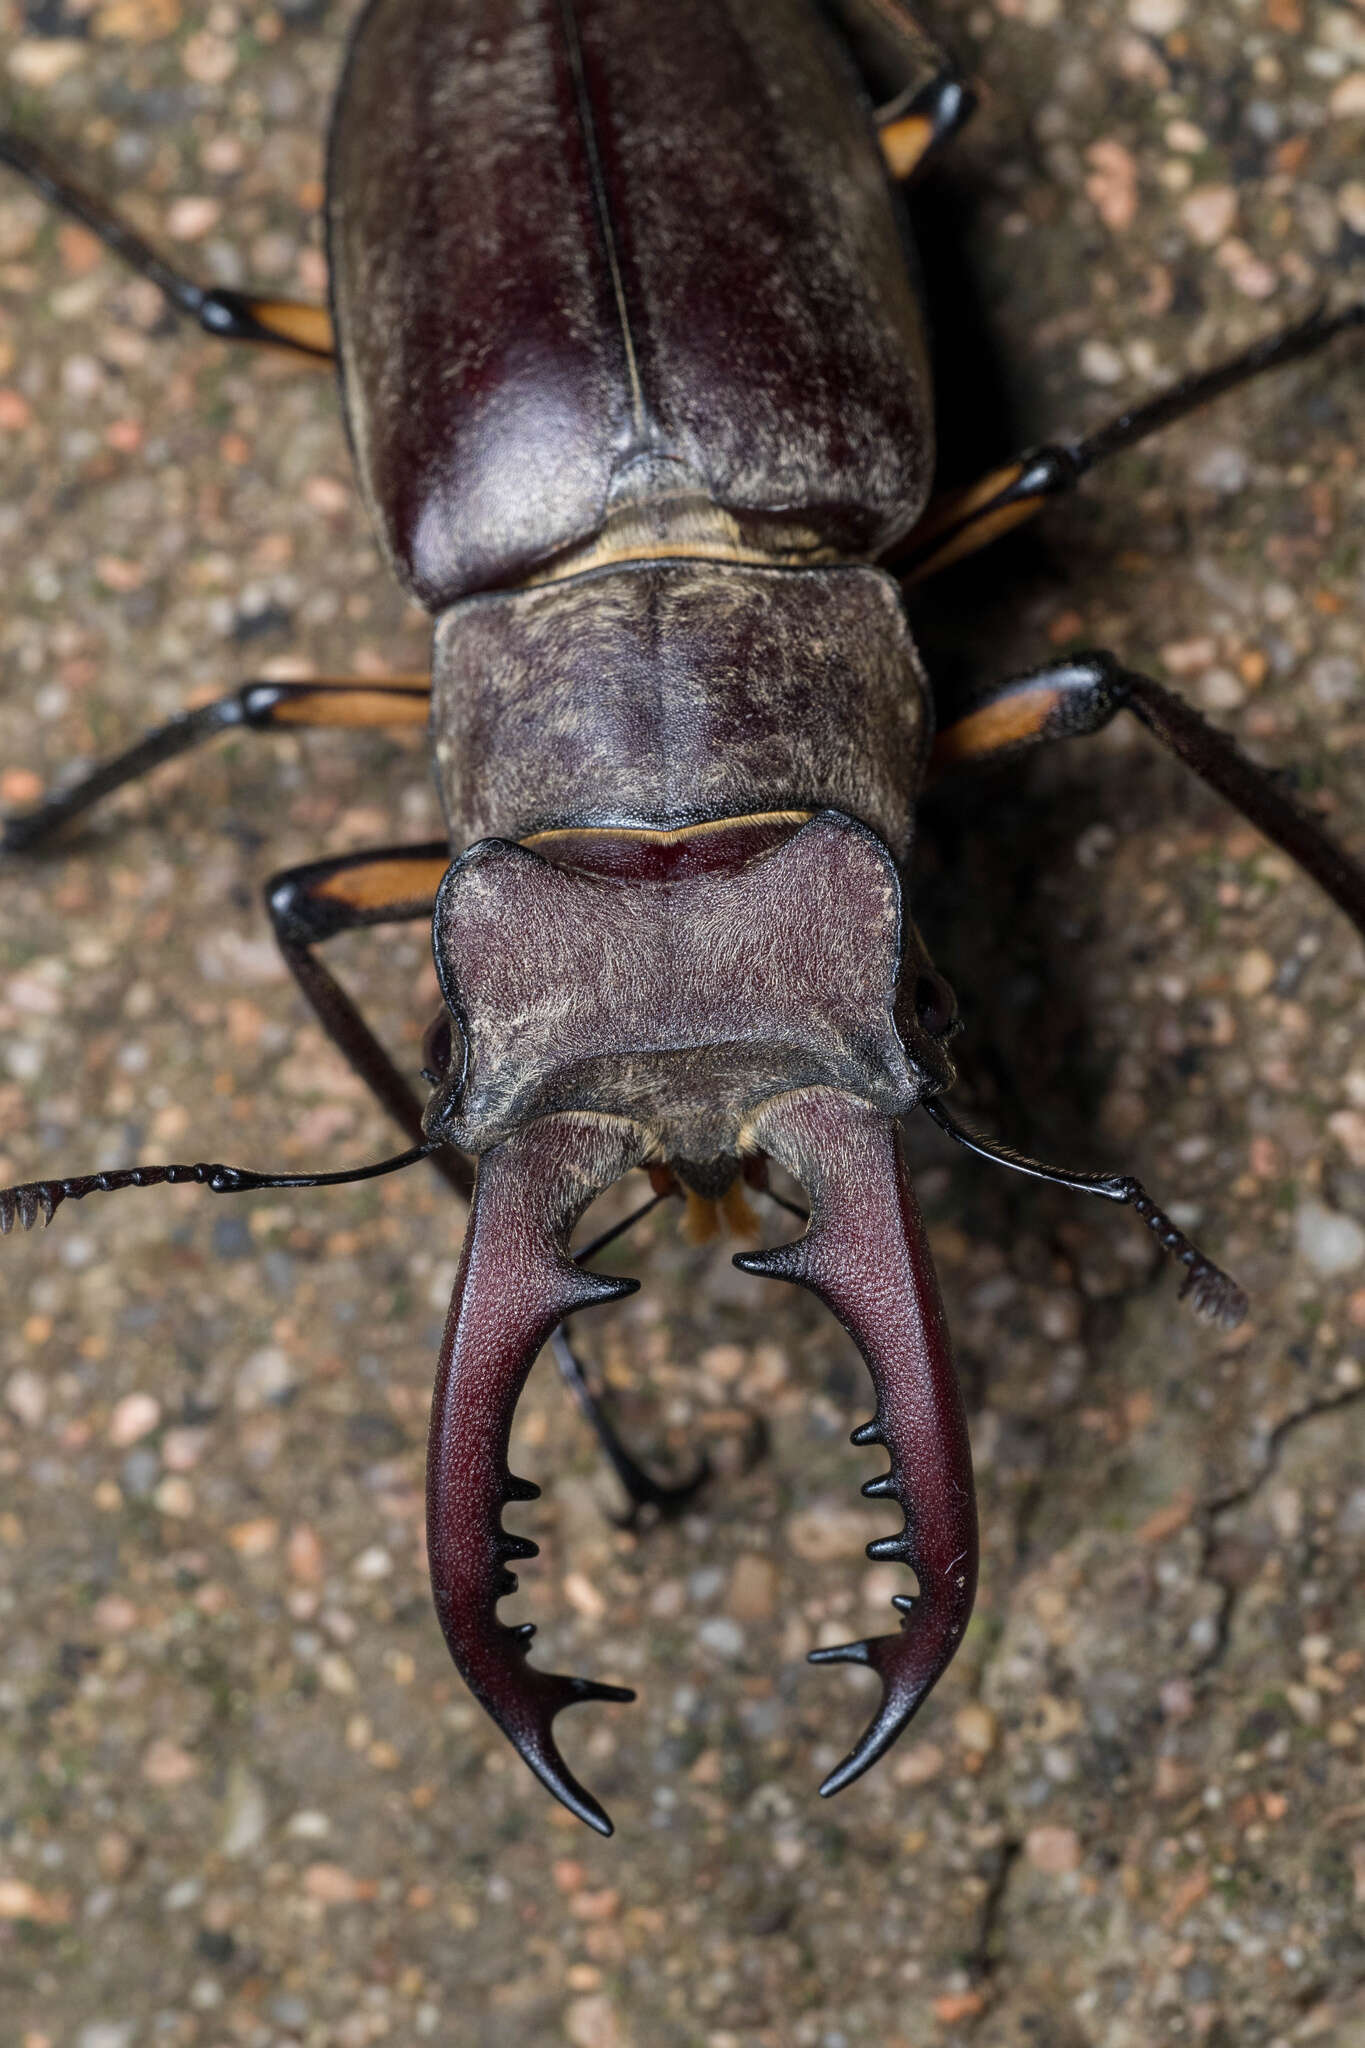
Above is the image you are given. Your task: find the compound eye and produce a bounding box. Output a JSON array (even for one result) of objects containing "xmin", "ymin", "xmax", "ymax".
[
  {"xmin": 913, "ymin": 971, "xmax": 957, "ymax": 1039},
  {"xmin": 421, "ymin": 1010, "xmax": 455, "ymax": 1085}
]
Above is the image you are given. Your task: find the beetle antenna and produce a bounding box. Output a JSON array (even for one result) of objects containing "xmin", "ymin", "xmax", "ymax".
[
  {"xmin": 922, "ymin": 1098, "xmax": 1247, "ymax": 1328},
  {"xmin": 0, "ymin": 1140, "xmax": 442, "ymax": 1235}
]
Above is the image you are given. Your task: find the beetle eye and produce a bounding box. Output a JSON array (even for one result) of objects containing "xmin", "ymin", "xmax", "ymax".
[
  {"xmin": 913, "ymin": 972, "xmax": 956, "ymax": 1038},
  {"xmin": 421, "ymin": 1011, "xmax": 455, "ymax": 1085}
]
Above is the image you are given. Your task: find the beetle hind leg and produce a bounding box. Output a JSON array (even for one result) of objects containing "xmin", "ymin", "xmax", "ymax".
[{"xmin": 0, "ymin": 131, "xmax": 332, "ymax": 358}]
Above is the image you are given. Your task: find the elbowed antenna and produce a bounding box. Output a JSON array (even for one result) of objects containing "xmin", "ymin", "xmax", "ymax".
[
  {"xmin": 922, "ymin": 1097, "xmax": 1248, "ymax": 1327},
  {"xmin": 735, "ymin": 1090, "xmax": 977, "ymax": 1797},
  {"xmin": 0, "ymin": 1141, "xmax": 444, "ymax": 1235}
]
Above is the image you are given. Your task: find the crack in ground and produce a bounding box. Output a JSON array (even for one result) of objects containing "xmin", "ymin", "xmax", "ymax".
[
  {"xmin": 968, "ymin": 1833, "xmax": 1024, "ymax": 1989},
  {"xmin": 1192, "ymin": 1381, "xmax": 1365, "ymax": 1676}
]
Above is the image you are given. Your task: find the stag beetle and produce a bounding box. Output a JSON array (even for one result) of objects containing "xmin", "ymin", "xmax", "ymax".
[{"xmin": 3, "ymin": 0, "xmax": 1363, "ymax": 1836}]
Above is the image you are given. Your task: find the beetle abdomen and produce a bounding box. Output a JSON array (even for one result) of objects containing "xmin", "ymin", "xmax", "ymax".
[{"xmin": 329, "ymin": 0, "xmax": 933, "ymax": 609}]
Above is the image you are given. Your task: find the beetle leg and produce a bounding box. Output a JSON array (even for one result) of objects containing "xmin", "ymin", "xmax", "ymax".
[
  {"xmin": 428, "ymin": 1114, "xmax": 649, "ymax": 1834},
  {"xmin": 821, "ymin": 0, "xmax": 974, "ymax": 181},
  {"xmin": 736, "ymin": 1091, "xmax": 976, "ymax": 1797},
  {"xmin": 0, "ymin": 132, "xmax": 332, "ymax": 358},
  {"xmin": 1, "ymin": 678, "xmax": 429, "ymax": 854},
  {"xmin": 931, "ymin": 650, "xmax": 1365, "ymax": 944},
  {"xmin": 894, "ymin": 299, "xmax": 1364, "ymax": 582},
  {"xmin": 265, "ymin": 845, "xmax": 473, "ymax": 1200},
  {"xmin": 550, "ymin": 1325, "xmax": 709, "ymax": 1527}
]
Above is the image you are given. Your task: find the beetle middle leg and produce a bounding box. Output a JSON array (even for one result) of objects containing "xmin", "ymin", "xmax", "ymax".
[
  {"xmin": 930, "ymin": 650, "xmax": 1365, "ymax": 947},
  {"xmin": 2, "ymin": 676, "xmax": 430, "ymax": 854},
  {"xmin": 893, "ymin": 298, "xmax": 1364, "ymax": 583}
]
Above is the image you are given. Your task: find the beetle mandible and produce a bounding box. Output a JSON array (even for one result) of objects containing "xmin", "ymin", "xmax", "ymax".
[{"xmin": 3, "ymin": 0, "xmax": 1363, "ymax": 1836}]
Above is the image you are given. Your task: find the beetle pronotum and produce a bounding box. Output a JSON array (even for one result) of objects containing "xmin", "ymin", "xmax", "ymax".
[{"xmin": 2, "ymin": 0, "xmax": 1363, "ymax": 1835}]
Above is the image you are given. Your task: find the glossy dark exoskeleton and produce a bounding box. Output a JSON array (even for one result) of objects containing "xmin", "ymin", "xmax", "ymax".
[{"xmin": 3, "ymin": 0, "xmax": 1364, "ymax": 1835}]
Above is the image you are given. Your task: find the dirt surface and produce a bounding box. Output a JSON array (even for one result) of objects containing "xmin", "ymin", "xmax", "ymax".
[{"xmin": 1, "ymin": 2, "xmax": 1364, "ymax": 2043}]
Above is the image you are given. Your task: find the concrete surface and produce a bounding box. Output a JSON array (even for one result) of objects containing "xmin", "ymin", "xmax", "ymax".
[{"xmin": 0, "ymin": 1, "xmax": 1363, "ymax": 2042}]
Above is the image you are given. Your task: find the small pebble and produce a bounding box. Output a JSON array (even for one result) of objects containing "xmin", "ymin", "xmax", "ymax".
[
  {"xmin": 7, "ymin": 40, "xmax": 86, "ymax": 87},
  {"xmin": 164, "ymin": 197, "xmax": 222, "ymax": 243},
  {"xmin": 564, "ymin": 1994, "xmax": 626, "ymax": 2048},
  {"xmin": 1234, "ymin": 948, "xmax": 1276, "ymax": 998},
  {"xmin": 1128, "ymin": 0, "xmax": 1184, "ymax": 27},
  {"xmin": 1295, "ymin": 1201, "xmax": 1365, "ymax": 1276},
  {"xmin": 107, "ymin": 1393, "xmax": 160, "ymax": 1449},
  {"xmin": 727, "ymin": 1553, "xmax": 777, "ymax": 1620},
  {"xmin": 786, "ymin": 1502, "xmax": 875, "ymax": 1562},
  {"xmin": 563, "ymin": 1570, "xmax": 605, "ymax": 1620},
  {"xmin": 219, "ymin": 1764, "xmax": 269, "ymax": 1860},
  {"xmin": 227, "ymin": 1517, "xmax": 279, "ymax": 1557},
  {"xmin": 350, "ymin": 1544, "xmax": 392, "ymax": 1581},
  {"xmin": 697, "ymin": 1616, "xmax": 745, "ymax": 1660},
  {"xmin": 1025, "ymin": 1825, "xmax": 1083, "ymax": 1874},
  {"xmin": 1329, "ymin": 72, "xmax": 1365, "ymax": 117},
  {"xmin": 1079, "ymin": 339, "xmax": 1125, "ymax": 385},
  {"xmin": 1181, "ymin": 185, "xmax": 1237, "ymax": 246},
  {"xmin": 892, "ymin": 1742, "xmax": 944, "ymax": 1787},
  {"xmin": 141, "ymin": 1739, "xmax": 197, "ymax": 1787},
  {"xmin": 1197, "ymin": 668, "xmax": 1246, "ymax": 711},
  {"xmin": 5, "ymin": 1370, "xmax": 47, "ymax": 1429},
  {"xmin": 955, "ymin": 1704, "xmax": 998, "ymax": 1756},
  {"xmin": 153, "ymin": 1477, "xmax": 195, "ymax": 1518},
  {"xmin": 301, "ymin": 1863, "xmax": 376, "ymax": 1905},
  {"xmin": 1085, "ymin": 140, "xmax": 1138, "ymax": 232}
]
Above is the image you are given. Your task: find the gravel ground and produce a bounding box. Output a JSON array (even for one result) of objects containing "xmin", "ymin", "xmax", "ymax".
[{"xmin": 1, "ymin": 2, "xmax": 1364, "ymax": 2044}]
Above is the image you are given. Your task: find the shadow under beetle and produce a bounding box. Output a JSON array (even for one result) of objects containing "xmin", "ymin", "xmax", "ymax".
[{"xmin": 3, "ymin": 0, "xmax": 1364, "ymax": 1834}]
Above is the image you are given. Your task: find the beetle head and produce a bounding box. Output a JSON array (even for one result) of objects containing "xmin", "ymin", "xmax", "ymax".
[
  {"xmin": 421, "ymin": 807, "xmax": 954, "ymax": 1185},
  {"xmin": 418, "ymin": 813, "xmax": 973, "ymax": 1830}
]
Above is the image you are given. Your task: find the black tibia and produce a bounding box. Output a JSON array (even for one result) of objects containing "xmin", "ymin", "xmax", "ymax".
[
  {"xmin": 1, "ymin": 680, "xmax": 429, "ymax": 855},
  {"xmin": 0, "ymin": 1142, "xmax": 435, "ymax": 1238},
  {"xmin": 550, "ymin": 1327, "xmax": 708, "ymax": 1525},
  {"xmin": 736, "ymin": 1091, "xmax": 976, "ymax": 1799},
  {"xmin": 266, "ymin": 845, "xmax": 472, "ymax": 1201},
  {"xmin": 924, "ymin": 1099, "xmax": 1247, "ymax": 1328},
  {"xmin": 0, "ymin": 132, "xmax": 333, "ymax": 358},
  {"xmin": 895, "ymin": 298, "xmax": 1365, "ymax": 582},
  {"xmin": 933, "ymin": 651, "xmax": 1365, "ymax": 946},
  {"xmin": 1118, "ymin": 667, "xmax": 1365, "ymax": 942},
  {"xmin": 427, "ymin": 1115, "xmax": 649, "ymax": 1835}
]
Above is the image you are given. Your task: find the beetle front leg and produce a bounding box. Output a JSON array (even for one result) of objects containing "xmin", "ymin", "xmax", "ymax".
[
  {"xmin": 2, "ymin": 677, "xmax": 429, "ymax": 854},
  {"xmin": 265, "ymin": 844, "xmax": 473, "ymax": 1200}
]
